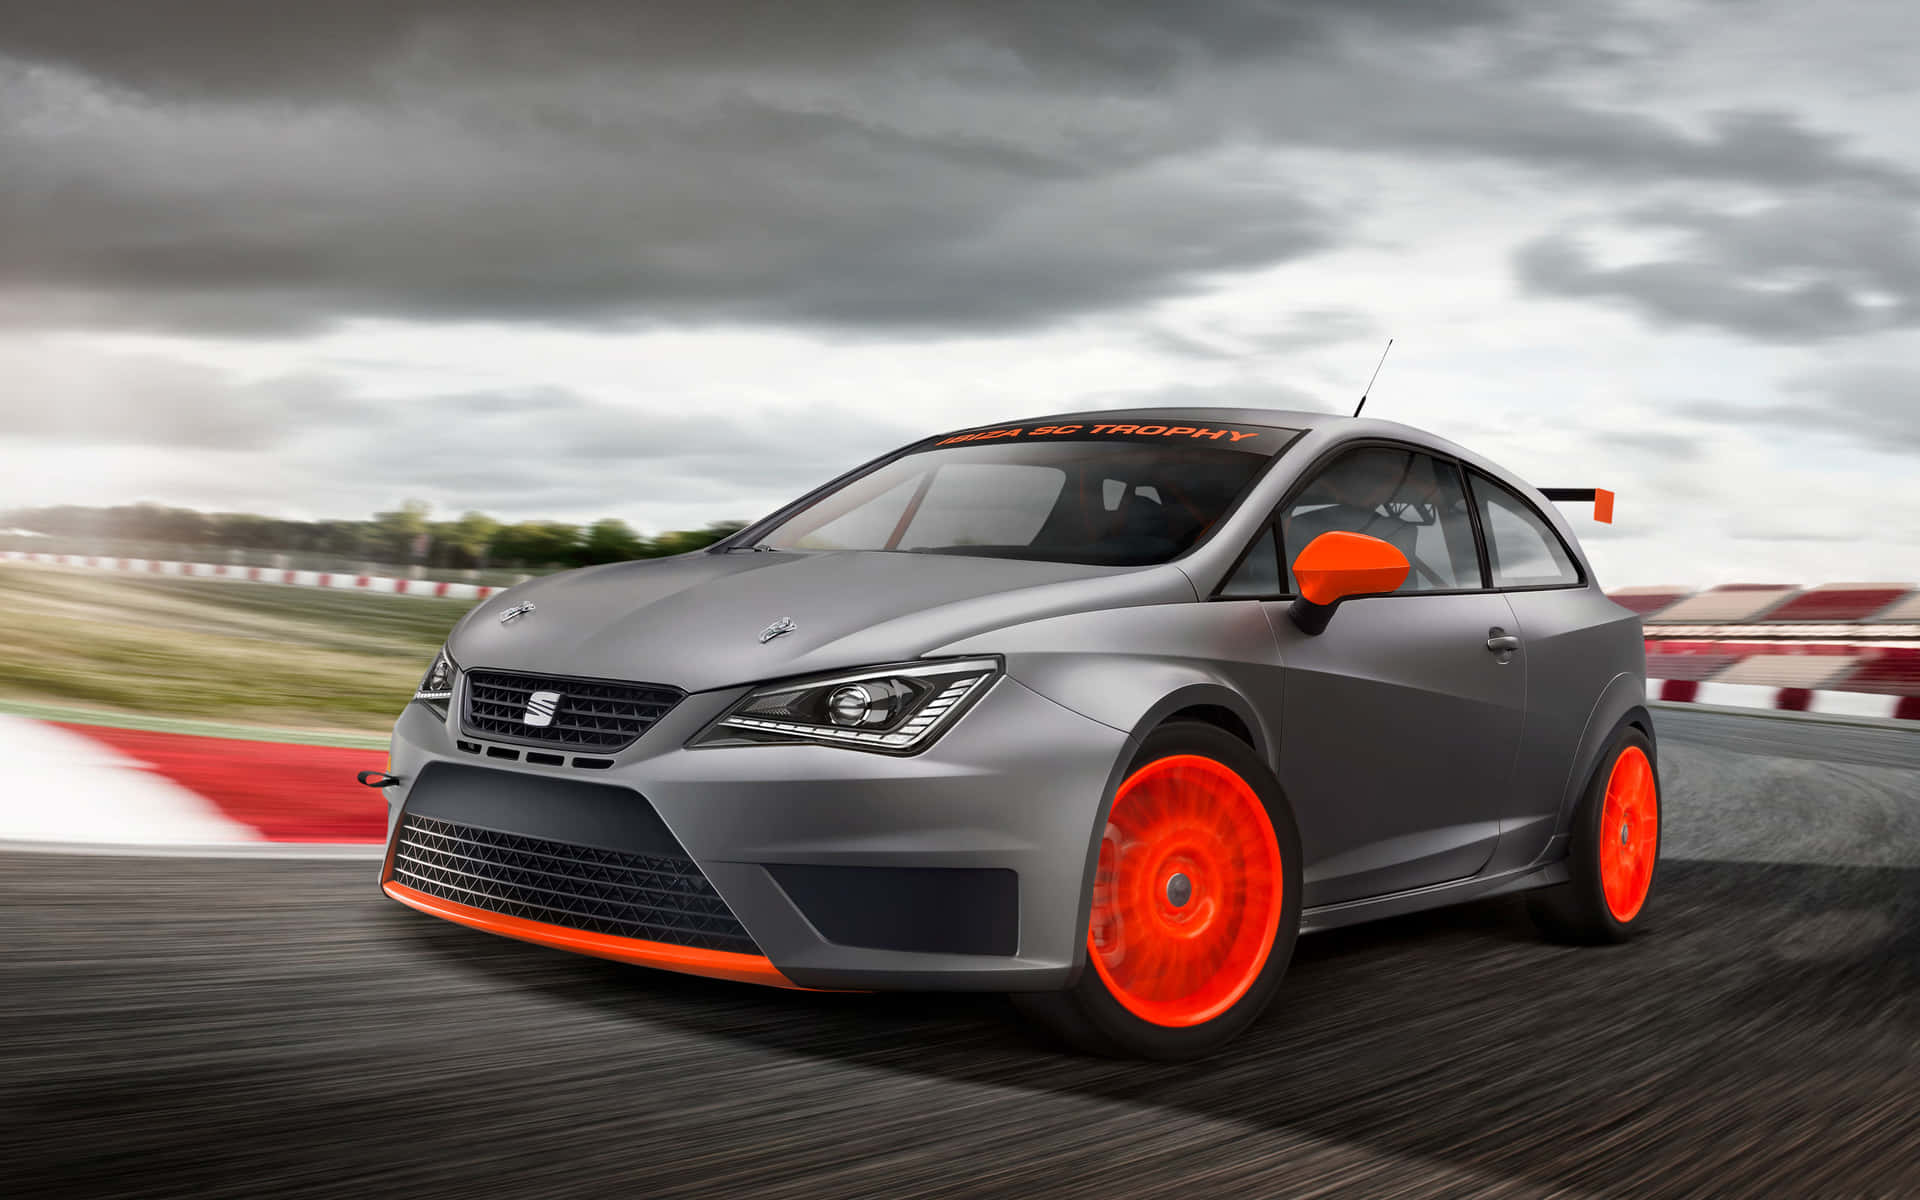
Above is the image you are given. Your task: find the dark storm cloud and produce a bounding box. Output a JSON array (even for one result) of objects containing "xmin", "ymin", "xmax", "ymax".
[
  {"xmin": 0, "ymin": 61, "xmax": 1336, "ymax": 336},
  {"xmin": 1516, "ymin": 196, "xmax": 1920, "ymax": 342},
  {"xmin": 0, "ymin": 0, "xmax": 1405, "ymax": 337},
  {"xmin": 1676, "ymin": 366, "xmax": 1920, "ymax": 452},
  {"xmin": 1, "ymin": 0, "xmax": 1913, "ymax": 339},
  {"xmin": 1520, "ymin": 109, "xmax": 1908, "ymax": 194},
  {"xmin": 0, "ymin": 1, "xmax": 1518, "ymax": 100}
]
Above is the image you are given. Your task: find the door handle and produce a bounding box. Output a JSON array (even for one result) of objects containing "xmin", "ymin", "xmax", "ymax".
[{"xmin": 1486, "ymin": 628, "xmax": 1520, "ymax": 663}]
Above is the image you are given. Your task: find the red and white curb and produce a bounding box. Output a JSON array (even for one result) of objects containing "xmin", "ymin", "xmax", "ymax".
[
  {"xmin": 1652, "ymin": 680, "xmax": 1918, "ymax": 721},
  {"xmin": 0, "ymin": 714, "xmax": 387, "ymax": 858},
  {"xmin": 1, "ymin": 549, "xmax": 505, "ymax": 601}
]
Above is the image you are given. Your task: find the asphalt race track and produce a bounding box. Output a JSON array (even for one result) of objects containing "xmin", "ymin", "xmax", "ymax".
[{"xmin": 3, "ymin": 708, "xmax": 1915, "ymax": 1199}]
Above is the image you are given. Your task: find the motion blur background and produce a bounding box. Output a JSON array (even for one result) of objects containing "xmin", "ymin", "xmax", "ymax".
[
  {"xmin": 0, "ymin": 3, "xmax": 1915, "ymax": 1197},
  {"xmin": 2, "ymin": 0, "xmax": 1916, "ymax": 733},
  {"xmin": 2, "ymin": 0, "xmax": 1916, "ymax": 583}
]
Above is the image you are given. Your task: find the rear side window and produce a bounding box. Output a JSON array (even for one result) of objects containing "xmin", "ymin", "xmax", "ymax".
[
  {"xmin": 1471, "ymin": 472, "xmax": 1581, "ymax": 588},
  {"xmin": 1280, "ymin": 447, "xmax": 1481, "ymax": 593}
]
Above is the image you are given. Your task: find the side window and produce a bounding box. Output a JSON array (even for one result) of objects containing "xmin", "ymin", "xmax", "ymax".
[
  {"xmin": 1471, "ymin": 472, "xmax": 1581, "ymax": 588},
  {"xmin": 1219, "ymin": 526, "xmax": 1280, "ymax": 597},
  {"xmin": 1280, "ymin": 446, "xmax": 1482, "ymax": 594}
]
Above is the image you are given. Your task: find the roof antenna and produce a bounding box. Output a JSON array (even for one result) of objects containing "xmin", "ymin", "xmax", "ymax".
[{"xmin": 1352, "ymin": 338, "xmax": 1393, "ymax": 418}]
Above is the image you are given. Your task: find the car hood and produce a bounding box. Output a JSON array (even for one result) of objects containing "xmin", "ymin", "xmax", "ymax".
[{"xmin": 448, "ymin": 550, "xmax": 1194, "ymax": 693}]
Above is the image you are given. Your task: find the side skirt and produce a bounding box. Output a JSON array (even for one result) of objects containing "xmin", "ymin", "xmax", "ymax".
[{"xmin": 1298, "ymin": 846, "xmax": 1570, "ymax": 935}]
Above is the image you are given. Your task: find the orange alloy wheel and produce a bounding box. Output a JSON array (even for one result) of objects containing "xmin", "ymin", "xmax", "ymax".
[
  {"xmin": 1598, "ymin": 745, "xmax": 1659, "ymax": 922},
  {"xmin": 1088, "ymin": 754, "xmax": 1284, "ymax": 1028}
]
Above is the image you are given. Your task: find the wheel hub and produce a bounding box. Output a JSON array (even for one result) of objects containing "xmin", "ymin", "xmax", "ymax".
[{"xmin": 1165, "ymin": 872, "xmax": 1193, "ymax": 908}]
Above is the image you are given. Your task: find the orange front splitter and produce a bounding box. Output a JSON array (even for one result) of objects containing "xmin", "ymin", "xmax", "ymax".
[{"xmin": 383, "ymin": 879, "xmax": 808, "ymax": 989}]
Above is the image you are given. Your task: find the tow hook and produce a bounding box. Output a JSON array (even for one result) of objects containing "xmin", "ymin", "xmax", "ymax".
[{"xmin": 356, "ymin": 770, "xmax": 403, "ymax": 789}]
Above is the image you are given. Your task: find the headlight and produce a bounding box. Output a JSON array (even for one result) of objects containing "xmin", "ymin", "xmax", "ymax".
[
  {"xmin": 413, "ymin": 646, "xmax": 456, "ymax": 715},
  {"xmin": 692, "ymin": 658, "xmax": 1000, "ymax": 753}
]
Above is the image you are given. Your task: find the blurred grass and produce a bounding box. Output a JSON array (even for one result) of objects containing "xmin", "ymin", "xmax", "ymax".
[{"xmin": 1, "ymin": 567, "xmax": 471, "ymax": 733}]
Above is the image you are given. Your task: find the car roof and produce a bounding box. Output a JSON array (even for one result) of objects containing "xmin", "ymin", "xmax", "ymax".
[{"xmin": 972, "ymin": 406, "xmax": 1338, "ymax": 432}]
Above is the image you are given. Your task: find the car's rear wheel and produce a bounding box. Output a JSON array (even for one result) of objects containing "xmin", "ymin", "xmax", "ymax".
[
  {"xmin": 1528, "ymin": 726, "xmax": 1661, "ymax": 943},
  {"xmin": 1014, "ymin": 722, "xmax": 1300, "ymax": 1060}
]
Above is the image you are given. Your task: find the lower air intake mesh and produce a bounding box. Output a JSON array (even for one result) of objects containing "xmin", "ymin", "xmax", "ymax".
[{"xmin": 391, "ymin": 813, "xmax": 757, "ymax": 955}]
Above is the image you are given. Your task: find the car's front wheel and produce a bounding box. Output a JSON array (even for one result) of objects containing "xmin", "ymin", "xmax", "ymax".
[{"xmin": 1014, "ymin": 722, "xmax": 1301, "ymax": 1060}]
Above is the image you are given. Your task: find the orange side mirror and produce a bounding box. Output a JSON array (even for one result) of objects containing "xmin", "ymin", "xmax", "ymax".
[{"xmin": 1288, "ymin": 531, "xmax": 1409, "ymax": 634}]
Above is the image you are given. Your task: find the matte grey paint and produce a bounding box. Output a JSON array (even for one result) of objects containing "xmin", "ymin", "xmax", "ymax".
[
  {"xmin": 1499, "ymin": 588, "xmax": 1648, "ymax": 845},
  {"xmin": 451, "ymin": 549, "xmax": 1190, "ymax": 694},
  {"xmin": 386, "ymin": 675, "xmax": 1128, "ymax": 989},
  {"xmin": 1263, "ymin": 591, "xmax": 1526, "ymax": 905},
  {"xmin": 383, "ymin": 407, "xmax": 1652, "ymax": 990}
]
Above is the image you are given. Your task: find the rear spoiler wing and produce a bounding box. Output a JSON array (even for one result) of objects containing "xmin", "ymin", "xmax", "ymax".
[{"xmin": 1540, "ymin": 488, "xmax": 1614, "ymax": 524}]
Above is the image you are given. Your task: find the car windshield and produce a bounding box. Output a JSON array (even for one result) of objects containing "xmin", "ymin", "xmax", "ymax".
[{"xmin": 750, "ymin": 420, "xmax": 1297, "ymax": 565}]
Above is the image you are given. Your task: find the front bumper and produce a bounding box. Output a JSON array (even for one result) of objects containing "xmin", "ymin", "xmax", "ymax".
[{"xmin": 380, "ymin": 675, "xmax": 1131, "ymax": 991}]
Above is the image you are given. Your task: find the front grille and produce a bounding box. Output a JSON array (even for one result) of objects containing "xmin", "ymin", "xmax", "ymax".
[
  {"xmin": 462, "ymin": 669, "xmax": 682, "ymax": 752},
  {"xmin": 392, "ymin": 813, "xmax": 758, "ymax": 954}
]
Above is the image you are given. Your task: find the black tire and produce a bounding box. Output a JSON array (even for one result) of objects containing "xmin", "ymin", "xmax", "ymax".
[
  {"xmin": 1528, "ymin": 724, "xmax": 1662, "ymax": 944},
  {"xmin": 1013, "ymin": 722, "xmax": 1302, "ymax": 1060}
]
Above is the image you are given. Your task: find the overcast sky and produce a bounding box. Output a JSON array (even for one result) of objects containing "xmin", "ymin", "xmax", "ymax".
[{"xmin": 0, "ymin": 0, "xmax": 1915, "ymax": 586}]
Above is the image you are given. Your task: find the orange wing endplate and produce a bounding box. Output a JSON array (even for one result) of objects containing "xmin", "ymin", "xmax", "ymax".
[{"xmin": 1541, "ymin": 487, "xmax": 1615, "ymax": 524}]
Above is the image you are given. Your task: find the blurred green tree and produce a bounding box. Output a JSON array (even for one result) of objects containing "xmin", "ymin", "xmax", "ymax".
[
  {"xmin": 431, "ymin": 511, "xmax": 501, "ymax": 569},
  {"xmin": 580, "ymin": 518, "xmax": 645, "ymax": 564},
  {"xmin": 490, "ymin": 520, "xmax": 583, "ymax": 568},
  {"xmin": 369, "ymin": 499, "xmax": 432, "ymax": 562},
  {"xmin": 644, "ymin": 520, "xmax": 748, "ymax": 557}
]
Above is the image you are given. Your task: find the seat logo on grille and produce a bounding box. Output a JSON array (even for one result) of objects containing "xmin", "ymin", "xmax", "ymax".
[{"xmin": 522, "ymin": 690, "xmax": 562, "ymax": 727}]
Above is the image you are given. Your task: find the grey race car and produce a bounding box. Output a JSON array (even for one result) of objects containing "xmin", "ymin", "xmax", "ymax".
[{"xmin": 375, "ymin": 408, "xmax": 1659, "ymax": 1058}]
